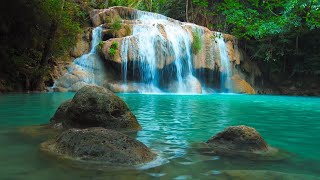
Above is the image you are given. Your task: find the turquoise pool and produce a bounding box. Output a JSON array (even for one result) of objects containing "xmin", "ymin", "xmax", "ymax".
[{"xmin": 0, "ymin": 93, "xmax": 319, "ymax": 179}]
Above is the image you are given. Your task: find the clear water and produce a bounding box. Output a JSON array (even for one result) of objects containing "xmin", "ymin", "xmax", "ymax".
[{"xmin": 0, "ymin": 93, "xmax": 320, "ymax": 179}]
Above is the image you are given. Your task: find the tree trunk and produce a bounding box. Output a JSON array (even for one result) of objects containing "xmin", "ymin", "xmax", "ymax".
[
  {"xmin": 34, "ymin": 0, "xmax": 65, "ymax": 90},
  {"xmin": 295, "ymin": 35, "xmax": 299, "ymax": 54},
  {"xmin": 186, "ymin": 0, "xmax": 189, "ymax": 22},
  {"xmin": 283, "ymin": 56, "xmax": 286, "ymax": 72}
]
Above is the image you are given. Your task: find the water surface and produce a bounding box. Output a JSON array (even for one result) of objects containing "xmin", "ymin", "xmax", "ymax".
[{"xmin": 0, "ymin": 93, "xmax": 319, "ymax": 179}]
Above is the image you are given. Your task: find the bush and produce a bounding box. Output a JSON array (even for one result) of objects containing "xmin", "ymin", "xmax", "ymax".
[
  {"xmin": 110, "ymin": 16, "xmax": 122, "ymax": 31},
  {"xmin": 109, "ymin": 41, "xmax": 119, "ymax": 56},
  {"xmin": 109, "ymin": 48, "xmax": 116, "ymax": 56},
  {"xmin": 192, "ymin": 30, "xmax": 202, "ymax": 54},
  {"xmin": 98, "ymin": 41, "xmax": 104, "ymax": 51},
  {"xmin": 111, "ymin": 41, "xmax": 118, "ymax": 49}
]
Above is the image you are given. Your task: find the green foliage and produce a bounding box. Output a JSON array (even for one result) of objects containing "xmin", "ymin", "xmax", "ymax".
[
  {"xmin": 98, "ymin": 41, "xmax": 104, "ymax": 51},
  {"xmin": 110, "ymin": 16, "xmax": 122, "ymax": 31},
  {"xmin": 192, "ymin": 30, "xmax": 202, "ymax": 54},
  {"xmin": 109, "ymin": 48, "xmax": 116, "ymax": 56},
  {"xmin": 217, "ymin": 0, "xmax": 320, "ymax": 39},
  {"xmin": 111, "ymin": 41, "xmax": 119, "ymax": 49},
  {"xmin": 43, "ymin": 0, "xmax": 86, "ymax": 56},
  {"xmin": 109, "ymin": 41, "xmax": 119, "ymax": 56},
  {"xmin": 0, "ymin": 0, "xmax": 88, "ymax": 90}
]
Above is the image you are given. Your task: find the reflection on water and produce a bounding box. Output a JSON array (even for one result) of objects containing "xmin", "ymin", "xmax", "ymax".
[{"xmin": 0, "ymin": 93, "xmax": 320, "ymax": 179}]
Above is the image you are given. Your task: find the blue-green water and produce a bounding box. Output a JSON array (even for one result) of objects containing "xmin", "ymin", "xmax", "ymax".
[{"xmin": 0, "ymin": 93, "xmax": 319, "ymax": 179}]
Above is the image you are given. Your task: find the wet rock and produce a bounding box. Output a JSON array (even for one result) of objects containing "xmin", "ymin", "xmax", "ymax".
[
  {"xmin": 40, "ymin": 128, "xmax": 156, "ymax": 166},
  {"xmin": 54, "ymin": 74, "xmax": 80, "ymax": 89},
  {"xmin": 186, "ymin": 75, "xmax": 202, "ymax": 93},
  {"xmin": 204, "ymin": 125, "xmax": 289, "ymax": 160},
  {"xmin": 70, "ymin": 82, "xmax": 90, "ymax": 92},
  {"xmin": 231, "ymin": 74, "xmax": 255, "ymax": 94},
  {"xmin": 56, "ymin": 85, "xmax": 141, "ymax": 131},
  {"xmin": 52, "ymin": 87, "xmax": 68, "ymax": 92},
  {"xmin": 105, "ymin": 82, "xmax": 139, "ymax": 93},
  {"xmin": 168, "ymin": 75, "xmax": 202, "ymax": 93},
  {"xmin": 71, "ymin": 39, "xmax": 90, "ymax": 58},
  {"xmin": 105, "ymin": 82, "xmax": 162, "ymax": 93}
]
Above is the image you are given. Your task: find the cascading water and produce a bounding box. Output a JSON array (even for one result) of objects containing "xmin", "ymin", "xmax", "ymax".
[
  {"xmin": 216, "ymin": 33, "xmax": 232, "ymax": 92},
  {"xmin": 120, "ymin": 10, "xmax": 197, "ymax": 93},
  {"xmin": 50, "ymin": 7, "xmax": 254, "ymax": 94},
  {"xmin": 73, "ymin": 26, "xmax": 104, "ymax": 84},
  {"xmin": 52, "ymin": 26, "xmax": 106, "ymax": 91}
]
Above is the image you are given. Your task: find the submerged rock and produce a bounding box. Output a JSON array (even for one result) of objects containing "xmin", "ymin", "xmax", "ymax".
[
  {"xmin": 20, "ymin": 125, "xmax": 62, "ymax": 140},
  {"xmin": 50, "ymin": 85, "xmax": 141, "ymax": 132},
  {"xmin": 40, "ymin": 128, "xmax": 156, "ymax": 166},
  {"xmin": 211, "ymin": 170, "xmax": 320, "ymax": 180},
  {"xmin": 204, "ymin": 125, "xmax": 289, "ymax": 160}
]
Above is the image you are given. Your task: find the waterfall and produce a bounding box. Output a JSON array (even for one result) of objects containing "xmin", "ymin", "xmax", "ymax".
[
  {"xmin": 216, "ymin": 33, "xmax": 232, "ymax": 92},
  {"xmin": 121, "ymin": 37, "xmax": 129, "ymax": 83},
  {"xmin": 51, "ymin": 7, "xmax": 252, "ymax": 94},
  {"xmin": 52, "ymin": 26, "xmax": 106, "ymax": 91},
  {"xmin": 120, "ymin": 10, "xmax": 197, "ymax": 93}
]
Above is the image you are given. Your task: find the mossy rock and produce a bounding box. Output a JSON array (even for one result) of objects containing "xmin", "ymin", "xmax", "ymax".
[
  {"xmin": 203, "ymin": 125, "xmax": 291, "ymax": 160},
  {"xmin": 40, "ymin": 128, "xmax": 156, "ymax": 166},
  {"xmin": 50, "ymin": 85, "xmax": 141, "ymax": 132}
]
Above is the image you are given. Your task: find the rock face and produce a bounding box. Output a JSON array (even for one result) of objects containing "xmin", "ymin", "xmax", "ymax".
[
  {"xmin": 41, "ymin": 128, "xmax": 156, "ymax": 165},
  {"xmin": 50, "ymin": 85, "xmax": 141, "ymax": 131},
  {"xmin": 231, "ymin": 74, "xmax": 255, "ymax": 94},
  {"xmin": 206, "ymin": 125, "xmax": 268, "ymax": 152}
]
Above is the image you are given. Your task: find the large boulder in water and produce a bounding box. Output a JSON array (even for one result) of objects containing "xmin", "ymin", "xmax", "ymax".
[
  {"xmin": 50, "ymin": 85, "xmax": 141, "ymax": 132},
  {"xmin": 40, "ymin": 128, "xmax": 156, "ymax": 166},
  {"xmin": 204, "ymin": 125, "xmax": 289, "ymax": 160},
  {"xmin": 207, "ymin": 126, "xmax": 268, "ymax": 152}
]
